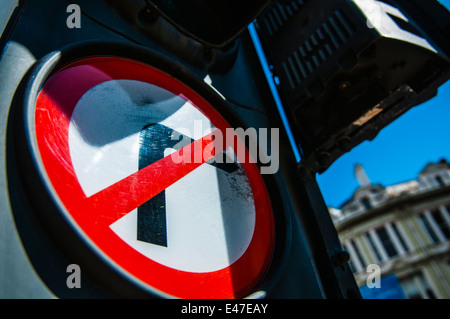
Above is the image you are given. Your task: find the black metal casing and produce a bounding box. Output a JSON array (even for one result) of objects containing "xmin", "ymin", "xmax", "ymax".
[
  {"xmin": 255, "ymin": 0, "xmax": 450, "ymax": 173},
  {"xmin": 0, "ymin": 0, "xmax": 353, "ymax": 299}
]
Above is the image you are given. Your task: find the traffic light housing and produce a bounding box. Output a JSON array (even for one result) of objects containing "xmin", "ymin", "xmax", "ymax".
[
  {"xmin": 1, "ymin": 0, "xmax": 327, "ymax": 299},
  {"xmin": 108, "ymin": 0, "xmax": 271, "ymax": 48},
  {"xmin": 254, "ymin": 0, "xmax": 450, "ymax": 172}
]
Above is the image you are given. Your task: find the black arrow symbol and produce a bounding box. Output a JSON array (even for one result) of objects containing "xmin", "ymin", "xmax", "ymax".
[{"xmin": 137, "ymin": 123, "xmax": 238, "ymax": 247}]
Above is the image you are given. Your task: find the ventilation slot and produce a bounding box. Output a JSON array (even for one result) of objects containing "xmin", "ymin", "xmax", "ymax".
[
  {"xmin": 261, "ymin": 0, "xmax": 308, "ymax": 36},
  {"xmin": 281, "ymin": 10, "xmax": 356, "ymax": 89}
]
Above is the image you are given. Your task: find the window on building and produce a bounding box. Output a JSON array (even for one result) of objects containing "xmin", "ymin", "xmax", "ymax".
[
  {"xmin": 435, "ymin": 175, "xmax": 445, "ymax": 187},
  {"xmin": 348, "ymin": 259, "xmax": 357, "ymax": 274},
  {"xmin": 365, "ymin": 233, "xmax": 382, "ymax": 263},
  {"xmin": 361, "ymin": 197, "xmax": 372, "ymax": 210},
  {"xmin": 400, "ymin": 272, "xmax": 436, "ymax": 299},
  {"xmin": 344, "ymin": 241, "xmax": 364, "ymax": 273},
  {"xmin": 391, "ymin": 222, "xmax": 410, "ymax": 253},
  {"xmin": 401, "ymin": 277, "xmax": 423, "ymax": 299},
  {"xmin": 418, "ymin": 213, "xmax": 440, "ymax": 244},
  {"xmin": 371, "ymin": 186, "xmax": 381, "ymax": 194},
  {"xmin": 376, "ymin": 227, "xmax": 398, "ymax": 258},
  {"xmin": 349, "ymin": 239, "xmax": 366, "ymax": 269},
  {"xmin": 430, "ymin": 209, "xmax": 450, "ymax": 240},
  {"xmin": 420, "ymin": 276, "xmax": 437, "ymax": 299}
]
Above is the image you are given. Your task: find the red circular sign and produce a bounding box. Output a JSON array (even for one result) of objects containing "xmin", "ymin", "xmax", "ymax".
[{"xmin": 33, "ymin": 57, "xmax": 274, "ymax": 298}]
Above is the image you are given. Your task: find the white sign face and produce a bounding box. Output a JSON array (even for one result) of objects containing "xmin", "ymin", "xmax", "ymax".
[
  {"xmin": 68, "ymin": 80, "xmax": 256, "ymax": 273},
  {"xmin": 352, "ymin": 0, "xmax": 437, "ymax": 52}
]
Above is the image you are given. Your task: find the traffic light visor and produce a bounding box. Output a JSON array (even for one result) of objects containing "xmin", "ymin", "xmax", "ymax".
[{"xmin": 147, "ymin": 0, "xmax": 271, "ymax": 47}]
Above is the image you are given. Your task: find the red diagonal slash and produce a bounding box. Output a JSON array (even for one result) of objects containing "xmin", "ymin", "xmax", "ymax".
[{"xmin": 84, "ymin": 129, "xmax": 224, "ymax": 225}]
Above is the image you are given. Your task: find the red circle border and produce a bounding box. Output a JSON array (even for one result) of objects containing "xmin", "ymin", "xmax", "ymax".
[{"xmin": 34, "ymin": 57, "xmax": 275, "ymax": 299}]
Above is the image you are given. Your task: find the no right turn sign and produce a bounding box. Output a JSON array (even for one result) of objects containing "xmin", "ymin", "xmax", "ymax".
[{"xmin": 28, "ymin": 56, "xmax": 275, "ymax": 298}]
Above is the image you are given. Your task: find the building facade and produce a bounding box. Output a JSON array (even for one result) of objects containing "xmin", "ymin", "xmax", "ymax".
[{"xmin": 329, "ymin": 159, "xmax": 450, "ymax": 299}]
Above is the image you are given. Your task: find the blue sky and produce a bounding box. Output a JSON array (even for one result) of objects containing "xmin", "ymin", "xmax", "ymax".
[{"xmin": 316, "ymin": 0, "xmax": 450, "ymax": 208}]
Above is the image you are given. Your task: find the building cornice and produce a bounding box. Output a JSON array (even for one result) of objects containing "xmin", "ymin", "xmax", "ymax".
[{"xmin": 335, "ymin": 184, "xmax": 450, "ymax": 232}]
